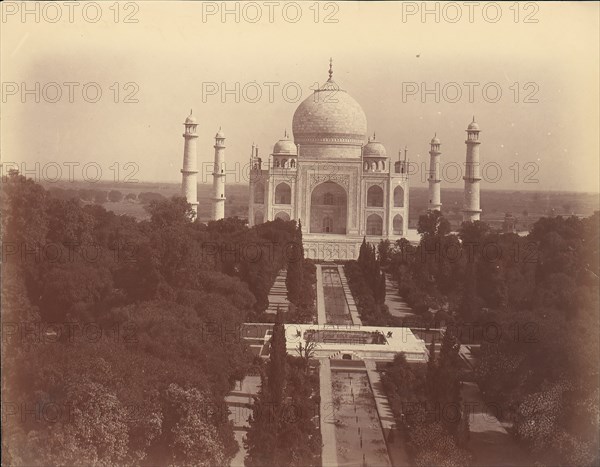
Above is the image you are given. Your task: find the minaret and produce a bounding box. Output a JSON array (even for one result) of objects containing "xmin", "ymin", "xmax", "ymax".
[
  {"xmin": 463, "ymin": 117, "xmax": 482, "ymax": 222},
  {"xmin": 212, "ymin": 127, "xmax": 226, "ymax": 220},
  {"xmin": 428, "ymin": 134, "xmax": 442, "ymax": 211},
  {"xmin": 181, "ymin": 110, "xmax": 198, "ymax": 215}
]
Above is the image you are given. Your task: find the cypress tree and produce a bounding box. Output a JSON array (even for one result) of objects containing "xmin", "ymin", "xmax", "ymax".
[
  {"xmin": 285, "ymin": 221, "xmax": 304, "ymax": 306},
  {"xmin": 358, "ymin": 236, "xmax": 368, "ymax": 269},
  {"xmin": 435, "ymin": 326, "xmax": 461, "ymax": 406},
  {"xmin": 426, "ymin": 335, "xmax": 437, "ymax": 397},
  {"xmin": 267, "ymin": 308, "xmax": 287, "ymax": 406},
  {"xmin": 377, "ymin": 271, "xmax": 387, "ymax": 304}
]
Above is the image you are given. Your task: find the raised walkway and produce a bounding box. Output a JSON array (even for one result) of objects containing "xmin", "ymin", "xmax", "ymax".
[
  {"xmin": 227, "ymin": 375, "xmax": 261, "ymax": 467},
  {"xmin": 319, "ymin": 358, "xmax": 338, "ymax": 467},
  {"xmin": 461, "ymin": 381, "xmax": 530, "ymax": 466},
  {"xmin": 384, "ymin": 273, "xmax": 415, "ymax": 320},
  {"xmin": 365, "ymin": 360, "xmax": 411, "ymax": 466},
  {"xmin": 338, "ymin": 265, "xmax": 362, "ymax": 325},
  {"xmin": 316, "ymin": 265, "xmax": 326, "ymax": 324},
  {"xmin": 266, "ymin": 269, "xmax": 289, "ymax": 315}
]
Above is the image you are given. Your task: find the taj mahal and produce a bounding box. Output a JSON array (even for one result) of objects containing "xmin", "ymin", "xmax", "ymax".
[{"xmin": 180, "ymin": 60, "xmax": 483, "ymax": 260}]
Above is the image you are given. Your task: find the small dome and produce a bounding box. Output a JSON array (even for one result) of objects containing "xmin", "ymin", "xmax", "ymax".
[
  {"xmin": 467, "ymin": 119, "xmax": 480, "ymax": 131},
  {"xmin": 185, "ymin": 112, "xmax": 197, "ymax": 124},
  {"xmin": 216, "ymin": 127, "xmax": 225, "ymax": 138},
  {"xmin": 431, "ymin": 134, "xmax": 440, "ymax": 144},
  {"xmin": 363, "ymin": 139, "xmax": 387, "ymax": 158},
  {"xmin": 273, "ymin": 135, "xmax": 297, "ymax": 155}
]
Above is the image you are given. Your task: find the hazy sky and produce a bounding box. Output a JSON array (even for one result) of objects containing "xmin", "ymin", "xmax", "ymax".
[{"xmin": 2, "ymin": 1, "xmax": 599, "ymax": 192}]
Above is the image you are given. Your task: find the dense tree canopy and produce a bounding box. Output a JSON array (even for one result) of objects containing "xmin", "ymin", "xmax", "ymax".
[
  {"xmin": 1, "ymin": 172, "xmax": 302, "ymax": 465},
  {"xmin": 384, "ymin": 209, "xmax": 599, "ymax": 465}
]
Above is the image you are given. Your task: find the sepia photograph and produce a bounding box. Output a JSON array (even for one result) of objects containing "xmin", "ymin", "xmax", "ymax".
[{"xmin": 1, "ymin": 1, "xmax": 599, "ymax": 466}]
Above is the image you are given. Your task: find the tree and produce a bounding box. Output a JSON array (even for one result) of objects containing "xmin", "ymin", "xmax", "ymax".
[
  {"xmin": 378, "ymin": 239, "xmax": 391, "ymax": 266},
  {"xmin": 417, "ymin": 210, "xmax": 451, "ymax": 238},
  {"xmin": 93, "ymin": 190, "xmax": 108, "ymax": 204},
  {"xmin": 108, "ymin": 190, "xmax": 123, "ymax": 202},
  {"xmin": 268, "ymin": 308, "xmax": 287, "ymax": 406},
  {"xmin": 358, "ymin": 236, "xmax": 368, "ymax": 269},
  {"xmin": 432, "ymin": 326, "xmax": 461, "ymax": 406},
  {"xmin": 375, "ymin": 270, "xmax": 387, "ymax": 304},
  {"xmin": 285, "ymin": 223, "xmax": 304, "ymax": 306},
  {"xmin": 426, "ymin": 336, "xmax": 437, "ymax": 395},
  {"xmin": 2, "ymin": 174, "xmax": 299, "ymax": 467},
  {"xmin": 296, "ymin": 338, "xmax": 318, "ymax": 372},
  {"xmin": 1, "ymin": 170, "xmax": 48, "ymax": 253},
  {"xmin": 162, "ymin": 384, "xmax": 227, "ymax": 467},
  {"xmin": 146, "ymin": 196, "xmax": 196, "ymax": 226}
]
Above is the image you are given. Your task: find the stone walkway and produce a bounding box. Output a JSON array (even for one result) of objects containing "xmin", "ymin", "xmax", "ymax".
[
  {"xmin": 384, "ymin": 273, "xmax": 415, "ymax": 320},
  {"xmin": 319, "ymin": 358, "xmax": 338, "ymax": 467},
  {"xmin": 317, "ymin": 266, "xmax": 338, "ymax": 465},
  {"xmin": 338, "ymin": 265, "xmax": 362, "ymax": 325},
  {"xmin": 366, "ymin": 360, "xmax": 411, "ymax": 467},
  {"xmin": 266, "ymin": 269, "xmax": 289, "ymax": 315},
  {"xmin": 316, "ymin": 265, "xmax": 326, "ymax": 324},
  {"xmin": 227, "ymin": 376, "xmax": 261, "ymax": 467},
  {"xmin": 461, "ymin": 381, "xmax": 530, "ymax": 466}
]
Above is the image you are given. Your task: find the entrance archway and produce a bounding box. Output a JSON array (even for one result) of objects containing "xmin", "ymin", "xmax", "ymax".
[{"xmin": 310, "ymin": 181, "xmax": 347, "ymax": 234}]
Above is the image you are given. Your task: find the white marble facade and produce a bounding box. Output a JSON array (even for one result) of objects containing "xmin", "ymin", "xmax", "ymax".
[{"xmin": 248, "ymin": 63, "xmax": 410, "ymax": 259}]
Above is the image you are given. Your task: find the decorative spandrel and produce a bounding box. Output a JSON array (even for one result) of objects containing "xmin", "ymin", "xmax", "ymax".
[{"xmin": 308, "ymin": 174, "xmax": 350, "ymax": 191}]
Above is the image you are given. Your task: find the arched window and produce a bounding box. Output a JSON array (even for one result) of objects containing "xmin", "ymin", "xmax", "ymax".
[
  {"xmin": 393, "ymin": 186, "xmax": 404, "ymax": 207},
  {"xmin": 254, "ymin": 211, "xmax": 264, "ymax": 225},
  {"xmin": 323, "ymin": 192, "xmax": 334, "ymax": 205},
  {"xmin": 254, "ymin": 183, "xmax": 265, "ymax": 204},
  {"xmin": 282, "ymin": 159, "xmax": 288, "ymax": 168},
  {"xmin": 276, "ymin": 159, "xmax": 280, "ymax": 168},
  {"xmin": 367, "ymin": 185, "xmax": 384, "ymax": 207},
  {"xmin": 275, "ymin": 211, "xmax": 290, "ymax": 221},
  {"xmin": 393, "ymin": 214, "xmax": 404, "ymax": 235},
  {"xmin": 323, "ymin": 216, "xmax": 333, "ymax": 233},
  {"xmin": 275, "ymin": 183, "xmax": 291, "ymax": 204},
  {"xmin": 291, "ymin": 159, "xmax": 296, "ymax": 168},
  {"xmin": 366, "ymin": 214, "xmax": 383, "ymax": 236},
  {"xmin": 371, "ymin": 162, "xmax": 377, "ymax": 171},
  {"xmin": 364, "ymin": 162, "xmax": 369, "ymax": 171}
]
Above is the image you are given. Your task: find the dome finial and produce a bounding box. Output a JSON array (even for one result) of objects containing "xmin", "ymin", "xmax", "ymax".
[
  {"xmin": 328, "ymin": 57, "xmax": 333, "ymax": 80},
  {"xmin": 472, "ymin": 115, "xmax": 476, "ymax": 123}
]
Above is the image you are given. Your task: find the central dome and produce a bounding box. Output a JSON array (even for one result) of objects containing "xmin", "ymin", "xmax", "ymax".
[{"xmin": 292, "ymin": 75, "xmax": 367, "ymax": 147}]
